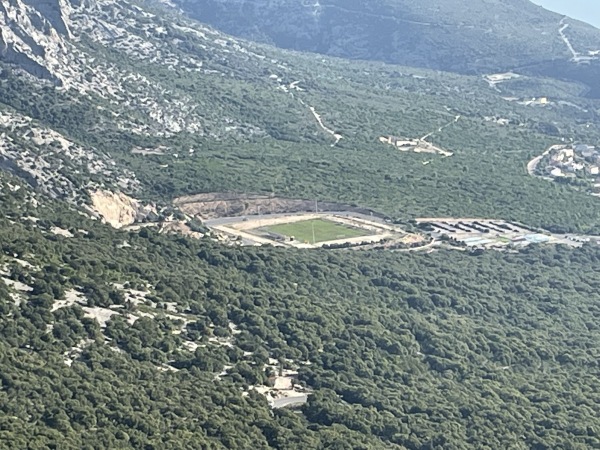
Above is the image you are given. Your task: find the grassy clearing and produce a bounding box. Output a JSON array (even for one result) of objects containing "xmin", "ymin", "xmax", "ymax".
[{"xmin": 266, "ymin": 219, "xmax": 370, "ymax": 243}]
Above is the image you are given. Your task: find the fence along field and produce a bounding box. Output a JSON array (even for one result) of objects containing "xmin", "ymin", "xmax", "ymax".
[{"xmin": 207, "ymin": 213, "xmax": 407, "ymax": 248}]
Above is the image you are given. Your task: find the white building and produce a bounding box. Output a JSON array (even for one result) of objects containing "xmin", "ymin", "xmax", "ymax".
[{"xmin": 563, "ymin": 148, "xmax": 574, "ymax": 158}]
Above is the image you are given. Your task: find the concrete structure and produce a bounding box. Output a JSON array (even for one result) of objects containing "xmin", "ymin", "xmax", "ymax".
[
  {"xmin": 206, "ymin": 212, "xmax": 413, "ymax": 249},
  {"xmin": 415, "ymin": 218, "xmax": 586, "ymax": 251},
  {"xmin": 463, "ymin": 237, "xmax": 495, "ymax": 247},
  {"xmin": 524, "ymin": 234, "xmax": 551, "ymax": 244}
]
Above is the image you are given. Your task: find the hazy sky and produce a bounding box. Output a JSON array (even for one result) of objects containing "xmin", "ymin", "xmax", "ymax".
[{"xmin": 531, "ymin": 0, "xmax": 600, "ymax": 28}]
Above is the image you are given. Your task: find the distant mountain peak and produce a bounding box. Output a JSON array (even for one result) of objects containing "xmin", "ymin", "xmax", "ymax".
[{"xmin": 172, "ymin": 0, "xmax": 600, "ymax": 75}]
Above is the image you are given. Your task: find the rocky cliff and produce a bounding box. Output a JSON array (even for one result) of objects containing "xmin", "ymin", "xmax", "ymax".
[{"xmin": 0, "ymin": 0, "xmax": 74, "ymax": 84}]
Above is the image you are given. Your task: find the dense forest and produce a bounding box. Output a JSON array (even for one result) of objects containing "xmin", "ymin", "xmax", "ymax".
[{"xmin": 2, "ymin": 174, "xmax": 600, "ymax": 449}]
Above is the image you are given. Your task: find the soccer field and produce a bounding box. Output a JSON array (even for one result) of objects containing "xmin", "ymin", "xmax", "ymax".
[{"xmin": 266, "ymin": 219, "xmax": 370, "ymax": 243}]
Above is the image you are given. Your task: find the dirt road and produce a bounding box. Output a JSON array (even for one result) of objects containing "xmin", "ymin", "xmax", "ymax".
[
  {"xmin": 309, "ymin": 106, "xmax": 342, "ymax": 146},
  {"xmin": 559, "ymin": 18, "xmax": 579, "ymax": 60}
]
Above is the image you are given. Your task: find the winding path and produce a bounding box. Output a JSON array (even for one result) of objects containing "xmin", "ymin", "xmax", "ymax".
[
  {"xmin": 309, "ymin": 106, "xmax": 342, "ymax": 146},
  {"xmin": 559, "ymin": 18, "xmax": 579, "ymax": 60},
  {"xmin": 273, "ymin": 79, "xmax": 343, "ymax": 147},
  {"xmin": 420, "ymin": 115, "xmax": 461, "ymax": 141}
]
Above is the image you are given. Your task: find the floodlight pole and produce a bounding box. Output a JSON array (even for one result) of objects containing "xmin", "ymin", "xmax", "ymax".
[{"xmin": 313, "ymin": 199, "xmax": 317, "ymax": 245}]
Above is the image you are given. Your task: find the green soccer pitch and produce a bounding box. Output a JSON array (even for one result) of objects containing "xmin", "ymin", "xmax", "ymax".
[{"xmin": 266, "ymin": 219, "xmax": 371, "ymax": 243}]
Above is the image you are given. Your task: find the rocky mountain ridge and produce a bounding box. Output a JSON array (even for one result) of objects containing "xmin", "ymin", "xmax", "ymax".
[
  {"xmin": 0, "ymin": 0, "xmax": 275, "ymax": 219},
  {"xmin": 0, "ymin": 0, "xmax": 267, "ymax": 136},
  {"xmin": 0, "ymin": 0, "xmax": 74, "ymax": 83}
]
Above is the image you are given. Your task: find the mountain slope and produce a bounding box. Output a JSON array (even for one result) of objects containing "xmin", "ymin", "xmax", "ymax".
[
  {"xmin": 1, "ymin": 0, "xmax": 600, "ymax": 449},
  {"xmin": 173, "ymin": 0, "xmax": 600, "ymax": 91}
]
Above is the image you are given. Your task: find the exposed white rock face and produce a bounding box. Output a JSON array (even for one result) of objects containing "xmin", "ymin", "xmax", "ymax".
[
  {"xmin": 21, "ymin": 0, "xmax": 73, "ymax": 38},
  {"xmin": 0, "ymin": 109, "xmax": 139, "ymax": 200},
  {"xmin": 0, "ymin": 0, "xmax": 207, "ymax": 135},
  {"xmin": 89, "ymin": 189, "xmax": 157, "ymax": 228},
  {"xmin": 0, "ymin": 0, "xmax": 274, "ymax": 220},
  {"xmin": 0, "ymin": 0, "xmax": 270, "ymax": 139},
  {"xmin": 0, "ymin": 0, "xmax": 71, "ymax": 84}
]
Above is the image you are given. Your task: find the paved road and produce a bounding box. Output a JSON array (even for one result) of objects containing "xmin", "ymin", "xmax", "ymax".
[{"xmin": 527, "ymin": 144, "xmax": 563, "ymax": 176}]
